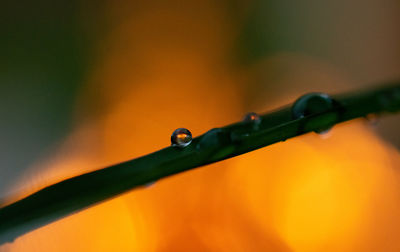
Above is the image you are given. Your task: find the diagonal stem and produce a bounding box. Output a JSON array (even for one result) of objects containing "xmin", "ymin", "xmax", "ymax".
[{"xmin": 1, "ymin": 81, "xmax": 399, "ymax": 243}]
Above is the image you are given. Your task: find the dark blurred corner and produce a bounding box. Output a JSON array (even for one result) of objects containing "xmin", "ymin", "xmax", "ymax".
[{"xmin": 0, "ymin": 0, "xmax": 96, "ymax": 194}]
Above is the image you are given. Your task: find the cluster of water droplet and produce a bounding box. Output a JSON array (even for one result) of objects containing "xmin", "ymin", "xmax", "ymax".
[{"xmin": 169, "ymin": 92, "xmax": 381, "ymax": 149}]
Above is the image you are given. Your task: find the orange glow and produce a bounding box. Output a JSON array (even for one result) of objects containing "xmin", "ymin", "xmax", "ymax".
[
  {"xmin": 2, "ymin": 197, "xmax": 157, "ymax": 252},
  {"xmin": 5, "ymin": 122, "xmax": 400, "ymax": 251},
  {"xmin": 2, "ymin": 1, "xmax": 400, "ymax": 252},
  {"xmin": 228, "ymin": 122, "xmax": 400, "ymax": 251}
]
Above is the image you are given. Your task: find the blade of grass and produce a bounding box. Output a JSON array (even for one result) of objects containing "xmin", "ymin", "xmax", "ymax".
[{"xmin": 1, "ymin": 82, "xmax": 399, "ymax": 243}]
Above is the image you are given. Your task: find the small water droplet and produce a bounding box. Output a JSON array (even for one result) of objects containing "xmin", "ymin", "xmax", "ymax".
[
  {"xmin": 171, "ymin": 128, "xmax": 192, "ymax": 147},
  {"xmin": 243, "ymin": 112, "xmax": 261, "ymax": 131},
  {"xmin": 243, "ymin": 112, "xmax": 261, "ymax": 123}
]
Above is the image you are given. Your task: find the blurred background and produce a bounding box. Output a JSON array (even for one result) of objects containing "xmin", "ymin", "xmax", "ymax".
[{"xmin": 1, "ymin": 0, "xmax": 400, "ymax": 251}]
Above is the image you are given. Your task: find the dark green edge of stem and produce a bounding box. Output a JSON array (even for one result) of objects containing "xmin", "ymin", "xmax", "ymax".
[{"xmin": 1, "ymin": 82, "xmax": 400, "ymax": 243}]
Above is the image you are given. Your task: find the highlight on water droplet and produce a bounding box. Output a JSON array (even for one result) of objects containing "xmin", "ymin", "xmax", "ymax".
[
  {"xmin": 243, "ymin": 112, "xmax": 261, "ymax": 124},
  {"xmin": 171, "ymin": 128, "xmax": 192, "ymax": 147}
]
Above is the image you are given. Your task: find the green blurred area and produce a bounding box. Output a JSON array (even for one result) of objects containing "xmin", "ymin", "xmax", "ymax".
[{"xmin": 0, "ymin": 0, "xmax": 89, "ymax": 192}]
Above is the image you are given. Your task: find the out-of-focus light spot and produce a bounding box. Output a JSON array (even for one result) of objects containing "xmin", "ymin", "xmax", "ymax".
[
  {"xmin": 3, "ymin": 197, "xmax": 157, "ymax": 252},
  {"xmin": 228, "ymin": 121, "xmax": 400, "ymax": 251}
]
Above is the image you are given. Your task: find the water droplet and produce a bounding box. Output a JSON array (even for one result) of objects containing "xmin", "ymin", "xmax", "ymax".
[
  {"xmin": 196, "ymin": 128, "xmax": 229, "ymax": 151},
  {"xmin": 171, "ymin": 128, "xmax": 192, "ymax": 147},
  {"xmin": 292, "ymin": 93, "xmax": 336, "ymax": 134},
  {"xmin": 243, "ymin": 112, "xmax": 261, "ymax": 123},
  {"xmin": 243, "ymin": 112, "xmax": 262, "ymax": 131},
  {"xmin": 197, "ymin": 128, "xmax": 233, "ymax": 160},
  {"xmin": 292, "ymin": 93, "xmax": 334, "ymax": 119}
]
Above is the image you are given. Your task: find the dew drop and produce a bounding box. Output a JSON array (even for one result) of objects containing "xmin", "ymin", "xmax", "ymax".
[
  {"xmin": 243, "ymin": 112, "xmax": 262, "ymax": 131},
  {"xmin": 171, "ymin": 128, "xmax": 192, "ymax": 147},
  {"xmin": 196, "ymin": 128, "xmax": 229, "ymax": 151},
  {"xmin": 243, "ymin": 112, "xmax": 261, "ymax": 123},
  {"xmin": 292, "ymin": 93, "xmax": 336, "ymax": 134},
  {"xmin": 292, "ymin": 93, "xmax": 334, "ymax": 119}
]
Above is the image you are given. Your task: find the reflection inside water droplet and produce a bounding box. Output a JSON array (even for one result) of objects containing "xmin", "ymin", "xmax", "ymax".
[{"xmin": 171, "ymin": 128, "xmax": 192, "ymax": 147}]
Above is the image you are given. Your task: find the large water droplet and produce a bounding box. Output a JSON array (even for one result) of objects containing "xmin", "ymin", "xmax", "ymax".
[
  {"xmin": 171, "ymin": 128, "xmax": 192, "ymax": 147},
  {"xmin": 196, "ymin": 128, "xmax": 230, "ymax": 150},
  {"xmin": 292, "ymin": 93, "xmax": 334, "ymax": 119},
  {"xmin": 292, "ymin": 93, "xmax": 335, "ymax": 134}
]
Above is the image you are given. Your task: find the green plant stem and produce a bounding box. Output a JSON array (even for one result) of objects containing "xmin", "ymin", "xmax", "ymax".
[{"xmin": 1, "ymin": 82, "xmax": 400, "ymax": 242}]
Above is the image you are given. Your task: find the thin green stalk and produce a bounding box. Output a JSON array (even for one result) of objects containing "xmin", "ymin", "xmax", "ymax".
[{"xmin": 1, "ymin": 82, "xmax": 400, "ymax": 243}]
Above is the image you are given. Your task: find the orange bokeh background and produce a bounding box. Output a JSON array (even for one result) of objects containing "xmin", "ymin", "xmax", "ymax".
[{"xmin": 2, "ymin": 1, "xmax": 400, "ymax": 251}]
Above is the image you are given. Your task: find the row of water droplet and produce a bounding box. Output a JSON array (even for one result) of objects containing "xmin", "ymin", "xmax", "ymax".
[{"xmin": 170, "ymin": 93, "xmax": 379, "ymax": 148}]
